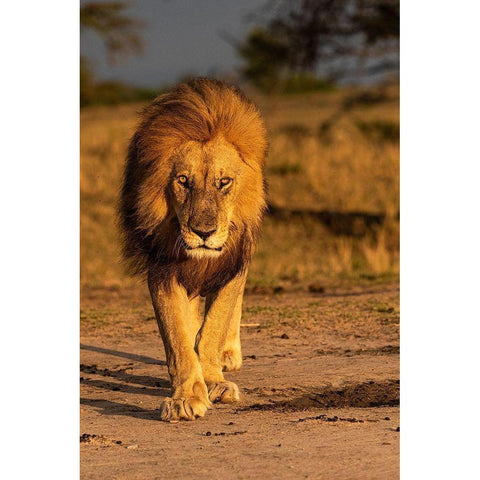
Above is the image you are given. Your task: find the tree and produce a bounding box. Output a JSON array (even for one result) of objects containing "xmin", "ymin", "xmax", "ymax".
[
  {"xmin": 80, "ymin": 1, "xmax": 144, "ymax": 105},
  {"xmin": 237, "ymin": 27, "xmax": 291, "ymax": 92},
  {"xmin": 237, "ymin": 0, "xmax": 399, "ymax": 91},
  {"xmin": 80, "ymin": 1, "xmax": 144, "ymax": 64}
]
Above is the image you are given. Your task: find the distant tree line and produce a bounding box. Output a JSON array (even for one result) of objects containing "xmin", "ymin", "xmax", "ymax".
[{"xmin": 80, "ymin": 0, "xmax": 399, "ymax": 105}]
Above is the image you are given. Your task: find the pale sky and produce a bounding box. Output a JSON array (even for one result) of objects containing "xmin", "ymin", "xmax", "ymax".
[{"xmin": 81, "ymin": 0, "xmax": 268, "ymax": 87}]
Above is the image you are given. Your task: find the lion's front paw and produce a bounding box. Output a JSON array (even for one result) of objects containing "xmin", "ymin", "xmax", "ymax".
[
  {"xmin": 221, "ymin": 347, "xmax": 243, "ymax": 372},
  {"xmin": 159, "ymin": 396, "xmax": 210, "ymax": 422},
  {"xmin": 207, "ymin": 381, "xmax": 240, "ymax": 404}
]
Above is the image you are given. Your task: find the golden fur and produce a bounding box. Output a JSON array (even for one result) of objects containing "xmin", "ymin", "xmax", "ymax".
[{"xmin": 119, "ymin": 78, "xmax": 267, "ymax": 420}]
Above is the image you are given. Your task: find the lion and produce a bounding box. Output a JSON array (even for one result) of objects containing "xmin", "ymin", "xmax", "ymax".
[{"xmin": 119, "ymin": 78, "xmax": 267, "ymax": 421}]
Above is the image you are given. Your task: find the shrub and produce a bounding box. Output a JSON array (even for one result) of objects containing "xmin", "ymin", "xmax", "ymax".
[{"xmin": 355, "ymin": 120, "xmax": 399, "ymax": 142}]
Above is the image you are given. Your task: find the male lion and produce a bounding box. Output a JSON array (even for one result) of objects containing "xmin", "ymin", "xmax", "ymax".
[{"xmin": 119, "ymin": 78, "xmax": 267, "ymax": 421}]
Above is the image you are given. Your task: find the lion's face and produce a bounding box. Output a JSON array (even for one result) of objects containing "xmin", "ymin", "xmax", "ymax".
[{"xmin": 169, "ymin": 136, "xmax": 244, "ymax": 259}]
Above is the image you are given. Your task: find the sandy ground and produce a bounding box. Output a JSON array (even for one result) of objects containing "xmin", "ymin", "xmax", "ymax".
[{"xmin": 80, "ymin": 282, "xmax": 399, "ymax": 479}]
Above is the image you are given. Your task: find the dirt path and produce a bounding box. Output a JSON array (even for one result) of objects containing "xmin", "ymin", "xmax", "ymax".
[{"xmin": 80, "ymin": 283, "xmax": 399, "ymax": 479}]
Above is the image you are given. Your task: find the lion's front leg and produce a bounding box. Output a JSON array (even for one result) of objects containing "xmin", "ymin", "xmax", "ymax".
[
  {"xmin": 148, "ymin": 274, "xmax": 210, "ymax": 421},
  {"xmin": 220, "ymin": 272, "xmax": 246, "ymax": 372},
  {"xmin": 196, "ymin": 272, "xmax": 246, "ymax": 404}
]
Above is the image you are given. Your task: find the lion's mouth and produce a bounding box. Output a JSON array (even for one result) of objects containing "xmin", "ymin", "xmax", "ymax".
[{"xmin": 185, "ymin": 245, "xmax": 223, "ymax": 252}]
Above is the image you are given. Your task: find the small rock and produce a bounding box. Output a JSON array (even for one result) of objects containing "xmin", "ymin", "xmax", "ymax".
[
  {"xmin": 126, "ymin": 444, "xmax": 138, "ymax": 449},
  {"xmin": 205, "ymin": 431, "xmax": 212, "ymax": 436},
  {"xmin": 280, "ymin": 333, "xmax": 289, "ymax": 339}
]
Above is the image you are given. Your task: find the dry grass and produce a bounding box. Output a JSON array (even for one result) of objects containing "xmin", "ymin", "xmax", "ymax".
[{"xmin": 81, "ymin": 85, "xmax": 399, "ymax": 290}]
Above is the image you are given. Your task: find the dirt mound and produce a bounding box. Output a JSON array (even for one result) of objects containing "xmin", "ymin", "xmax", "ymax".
[
  {"xmin": 315, "ymin": 345, "xmax": 400, "ymax": 356},
  {"xmin": 241, "ymin": 380, "xmax": 399, "ymax": 412}
]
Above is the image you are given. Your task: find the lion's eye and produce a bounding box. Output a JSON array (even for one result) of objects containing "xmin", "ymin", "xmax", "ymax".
[
  {"xmin": 177, "ymin": 175, "xmax": 188, "ymax": 186},
  {"xmin": 219, "ymin": 177, "xmax": 232, "ymax": 188}
]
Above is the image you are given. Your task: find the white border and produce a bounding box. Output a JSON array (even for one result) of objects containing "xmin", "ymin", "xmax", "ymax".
[
  {"xmin": 1, "ymin": 1, "xmax": 79, "ymax": 478},
  {"xmin": 401, "ymin": 1, "xmax": 480, "ymax": 478}
]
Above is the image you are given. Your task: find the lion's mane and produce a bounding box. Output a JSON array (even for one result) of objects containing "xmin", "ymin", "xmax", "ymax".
[{"xmin": 119, "ymin": 78, "xmax": 268, "ymax": 296}]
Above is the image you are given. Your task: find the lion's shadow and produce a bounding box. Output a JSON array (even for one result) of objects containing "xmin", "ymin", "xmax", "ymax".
[
  {"xmin": 80, "ymin": 343, "xmax": 166, "ymax": 366},
  {"xmin": 80, "ymin": 343, "xmax": 170, "ymax": 421},
  {"xmin": 80, "ymin": 397, "xmax": 160, "ymax": 421}
]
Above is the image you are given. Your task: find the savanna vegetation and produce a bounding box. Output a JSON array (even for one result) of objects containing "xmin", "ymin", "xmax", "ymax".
[{"xmin": 81, "ymin": 83, "xmax": 399, "ymax": 292}]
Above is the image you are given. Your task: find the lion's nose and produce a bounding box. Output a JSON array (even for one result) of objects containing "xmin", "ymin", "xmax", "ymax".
[{"xmin": 191, "ymin": 227, "xmax": 217, "ymax": 241}]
